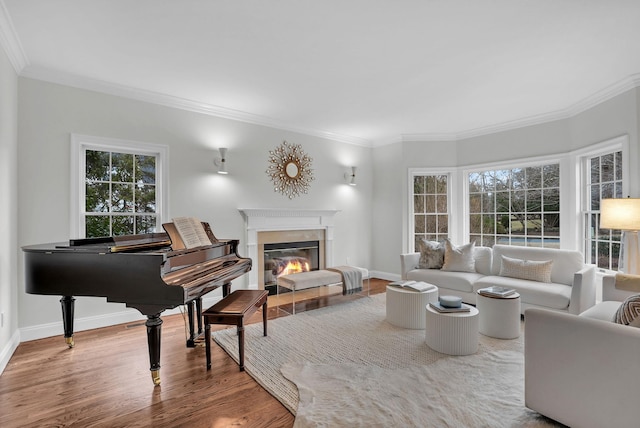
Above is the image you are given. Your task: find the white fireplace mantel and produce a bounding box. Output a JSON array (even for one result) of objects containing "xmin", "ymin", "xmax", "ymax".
[{"xmin": 239, "ymin": 208, "xmax": 340, "ymax": 287}]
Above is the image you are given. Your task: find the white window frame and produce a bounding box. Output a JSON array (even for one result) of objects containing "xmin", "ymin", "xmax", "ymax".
[
  {"xmin": 572, "ymin": 134, "xmax": 629, "ymax": 270},
  {"xmin": 407, "ymin": 168, "xmax": 456, "ymax": 252},
  {"xmin": 461, "ymin": 153, "xmax": 564, "ymax": 247},
  {"xmin": 70, "ymin": 134, "xmax": 169, "ymax": 239}
]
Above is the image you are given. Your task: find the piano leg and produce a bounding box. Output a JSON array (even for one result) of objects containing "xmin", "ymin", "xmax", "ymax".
[
  {"xmin": 146, "ymin": 313, "xmax": 162, "ymax": 386},
  {"xmin": 186, "ymin": 300, "xmax": 197, "ymax": 348},
  {"xmin": 186, "ymin": 297, "xmax": 205, "ymax": 348},
  {"xmin": 196, "ymin": 297, "xmax": 203, "ymax": 335},
  {"xmin": 60, "ymin": 296, "xmax": 75, "ymax": 348}
]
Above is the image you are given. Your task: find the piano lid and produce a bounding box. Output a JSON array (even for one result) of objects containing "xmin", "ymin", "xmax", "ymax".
[{"xmin": 48, "ymin": 233, "xmax": 172, "ymax": 253}]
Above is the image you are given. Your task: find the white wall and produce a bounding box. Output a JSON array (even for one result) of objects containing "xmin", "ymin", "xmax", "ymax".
[
  {"xmin": 372, "ymin": 88, "xmax": 640, "ymax": 275},
  {"xmin": 371, "ymin": 142, "xmax": 403, "ymax": 276},
  {"xmin": 10, "ymin": 75, "xmax": 640, "ymax": 347},
  {"xmin": 0, "ymin": 41, "xmax": 19, "ymax": 372},
  {"xmin": 16, "ymin": 78, "xmax": 373, "ymax": 336}
]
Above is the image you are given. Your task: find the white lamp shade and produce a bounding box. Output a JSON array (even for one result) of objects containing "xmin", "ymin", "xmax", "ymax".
[{"xmin": 600, "ymin": 198, "xmax": 640, "ymax": 230}]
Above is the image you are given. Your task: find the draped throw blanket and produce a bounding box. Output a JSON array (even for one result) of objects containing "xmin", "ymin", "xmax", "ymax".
[{"xmin": 327, "ymin": 265, "xmax": 362, "ymax": 295}]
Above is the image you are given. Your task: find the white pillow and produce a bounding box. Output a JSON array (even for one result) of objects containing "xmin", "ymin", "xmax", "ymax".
[
  {"xmin": 499, "ymin": 255, "xmax": 553, "ymax": 283},
  {"xmin": 441, "ymin": 239, "xmax": 476, "ymax": 273}
]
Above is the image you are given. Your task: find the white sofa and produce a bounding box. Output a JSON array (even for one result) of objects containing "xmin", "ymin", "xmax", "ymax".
[
  {"xmin": 524, "ymin": 275, "xmax": 639, "ymax": 427},
  {"xmin": 400, "ymin": 244, "xmax": 596, "ymax": 315}
]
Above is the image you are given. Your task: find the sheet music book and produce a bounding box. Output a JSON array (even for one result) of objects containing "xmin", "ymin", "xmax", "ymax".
[{"xmin": 172, "ymin": 217, "xmax": 212, "ymax": 249}]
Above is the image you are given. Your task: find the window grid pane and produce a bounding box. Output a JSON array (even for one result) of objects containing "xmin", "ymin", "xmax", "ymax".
[
  {"xmin": 413, "ymin": 174, "xmax": 449, "ymax": 248},
  {"xmin": 84, "ymin": 149, "xmax": 159, "ymax": 238},
  {"xmin": 584, "ymin": 151, "xmax": 623, "ymax": 270},
  {"xmin": 467, "ymin": 164, "xmax": 560, "ymax": 248}
]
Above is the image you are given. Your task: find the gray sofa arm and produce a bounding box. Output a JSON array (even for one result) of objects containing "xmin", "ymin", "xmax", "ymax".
[
  {"xmin": 567, "ymin": 265, "xmax": 596, "ymax": 315},
  {"xmin": 400, "ymin": 252, "xmax": 420, "ymax": 280},
  {"xmin": 525, "ymin": 308, "xmax": 640, "ymax": 428}
]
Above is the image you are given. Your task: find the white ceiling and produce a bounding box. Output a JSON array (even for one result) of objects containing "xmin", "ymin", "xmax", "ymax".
[{"xmin": 3, "ymin": 0, "xmax": 640, "ymax": 146}]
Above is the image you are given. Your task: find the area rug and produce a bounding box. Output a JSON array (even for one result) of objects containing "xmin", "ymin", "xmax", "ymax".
[{"xmin": 212, "ymin": 293, "xmax": 562, "ymax": 427}]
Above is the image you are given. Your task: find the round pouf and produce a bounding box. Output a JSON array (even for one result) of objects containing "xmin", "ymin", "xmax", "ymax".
[
  {"xmin": 476, "ymin": 292, "xmax": 521, "ymax": 339},
  {"xmin": 386, "ymin": 285, "xmax": 438, "ymax": 329},
  {"xmin": 425, "ymin": 305, "xmax": 479, "ymax": 355}
]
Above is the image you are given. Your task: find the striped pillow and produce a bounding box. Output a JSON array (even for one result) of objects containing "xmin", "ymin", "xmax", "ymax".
[{"xmin": 613, "ymin": 294, "xmax": 640, "ymax": 327}]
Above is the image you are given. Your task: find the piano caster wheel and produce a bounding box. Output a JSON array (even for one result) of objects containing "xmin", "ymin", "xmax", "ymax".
[
  {"xmin": 151, "ymin": 370, "xmax": 161, "ymax": 386},
  {"xmin": 65, "ymin": 337, "xmax": 75, "ymax": 348}
]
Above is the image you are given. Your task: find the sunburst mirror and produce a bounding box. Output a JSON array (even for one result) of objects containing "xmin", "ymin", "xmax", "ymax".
[{"xmin": 266, "ymin": 140, "xmax": 314, "ymax": 199}]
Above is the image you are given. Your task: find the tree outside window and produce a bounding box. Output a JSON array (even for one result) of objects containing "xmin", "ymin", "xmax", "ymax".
[
  {"xmin": 413, "ymin": 174, "xmax": 449, "ymax": 249},
  {"xmin": 85, "ymin": 149, "xmax": 159, "ymax": 237},
  {"xmin": 469, "ymin": 164, "xmax": 560, "ymax": 248},
  {"xmin": 585, "ymin": 151, "xmax": 623, "ymax": 269}
]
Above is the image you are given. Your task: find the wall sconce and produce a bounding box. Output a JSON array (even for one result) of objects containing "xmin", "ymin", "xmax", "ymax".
[
  {"xmin": 214, "ymin": 148, "xmax": 228, "ymax": 174},
  {"xmin": 344, "ymin": 166, "xmax": 357, "ymax": 186},
  {"xmin": 600, "ymin": 197, "xmax": 640, "ymax": 274}
]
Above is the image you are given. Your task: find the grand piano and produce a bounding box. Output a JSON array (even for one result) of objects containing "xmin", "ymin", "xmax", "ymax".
[{"xmin": 22, "ymin": 222, "xmax": 252, "ymax": 385}]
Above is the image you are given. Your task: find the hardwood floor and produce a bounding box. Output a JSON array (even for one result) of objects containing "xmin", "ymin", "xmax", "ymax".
[{"xmin": 0, "ymin": 279, "xmax": 389, "ymax": 428}]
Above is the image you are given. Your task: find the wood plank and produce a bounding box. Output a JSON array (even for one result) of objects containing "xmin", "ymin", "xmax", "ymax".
[{"xmin": 0, "ymin": 279, "xmax": 388, "ymax": 428}]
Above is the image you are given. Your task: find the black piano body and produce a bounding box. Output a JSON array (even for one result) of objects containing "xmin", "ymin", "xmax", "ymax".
[{"xmin": 22, "ymin": 229, "xmax": 252, "ymax": 385}]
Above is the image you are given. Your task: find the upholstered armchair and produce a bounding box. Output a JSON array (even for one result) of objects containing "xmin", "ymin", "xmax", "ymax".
[{"xmin": 524, "ymin": 274, "xmax": 640, "ymax": 427}]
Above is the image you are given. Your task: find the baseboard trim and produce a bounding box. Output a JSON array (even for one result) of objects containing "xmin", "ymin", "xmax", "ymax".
[
  {"xmin": 18, "ymin": 295, "xmax": 224, "ymax": 343},
  {"xmin": 370, "ymin": 270, "xmax": 399, "ymax": 282},
  {"xmin": 0, "ymin": 330, "xmax": 20, "ymax": 376},
  {"xmin": 12, "ymin": 274, "xmax": 394, "ymax": 350}
]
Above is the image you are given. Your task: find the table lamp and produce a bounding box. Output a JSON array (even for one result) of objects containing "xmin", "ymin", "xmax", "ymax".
[{"xmin": 600, "ymin": 198, "xmax": 640, "ymax": 274}]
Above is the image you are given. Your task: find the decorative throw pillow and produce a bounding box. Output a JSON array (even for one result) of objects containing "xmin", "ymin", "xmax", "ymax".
[
  {"xmin": 441, "ymin": 239, "xmax": 476, "ymax": 273},
  {"xmin": 499, "ymin": 255, "xmax": 553, "ymax": 283},
  {"xmin": 418, "ymin": 239, "xmax": 444, "ymax": 269},
  {"xmin": 613, "ymin": 294, "xmax": 640, "ymax": 327}
]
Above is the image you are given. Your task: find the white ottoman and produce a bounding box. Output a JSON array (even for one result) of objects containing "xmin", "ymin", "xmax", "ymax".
[
  {"xmin": 476, "ymin": 291, "xmax": 521, "ymax": 339},
  {"xmin": 425, "ymin": 304, "xmax": 479, "ymax": 355},
  {"xmin": 386, "ymin": 284, "xmax": 438, "ymax": 329}
]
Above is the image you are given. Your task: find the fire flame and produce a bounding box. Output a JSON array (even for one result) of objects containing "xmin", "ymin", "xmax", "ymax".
[{"xmin": 280, "ymin": 259, "xmax": 310, "ymax": 276}]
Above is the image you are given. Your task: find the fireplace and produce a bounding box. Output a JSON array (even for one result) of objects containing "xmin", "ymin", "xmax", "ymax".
[
  {"xmin": 256, "ymin": 229, "xmax": 325, "ymax": 293},
  {"xmin": 263, "ymin": 240, "xmax": 320, "ymax": 295},
  {"xmin": 239, "ymin": 209, "xmax": 339, "ymax": 289}
]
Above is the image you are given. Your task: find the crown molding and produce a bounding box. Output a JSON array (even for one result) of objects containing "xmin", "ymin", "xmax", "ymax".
[
  {"xmin": 453, "ymin": 108, "xmax": 572, "ymax": 141},
  {"xmin": 16, "ymin": 63, "xmax": 640, "ymax": 148},
  {"xmin": 0, "ymin": 0, "xmax": 28, "ymax": 73},
  {"xmin": 566, "ymin": 73, "xmax": 640, "ymax": 117},
  {"xmin": 401, "ymin": 133, "xmax": 459, "ymax": 143},
  {"xmin": 19, "ymin": 65, "xmax": 372, "ymax": 148},
  {"xmin": 399, "ymin": 73, "xmax": 640, "ymax": 143}
]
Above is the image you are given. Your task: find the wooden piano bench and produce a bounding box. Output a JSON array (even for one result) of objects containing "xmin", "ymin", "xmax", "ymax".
[{"xmin": 203, "ymin": 289, "xmax": 268, "ymax": 371}]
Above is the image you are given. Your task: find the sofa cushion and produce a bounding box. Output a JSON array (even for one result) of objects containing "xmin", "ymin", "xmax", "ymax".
[
  {"xmin": 442, "ymin": 239, "xmax": 476, "ymax": 273},
  {"xmin": 472, "ymin": 246, "xmax": 493, "ymax": 275},
  {"xmin": 491, "ymin": 245, "xmax": 583, "ymax": 286},
  {"xmin": 580, "ymin": 301, "xmax": 622, "ymax": 321},
  {"xmin": 474, "ymin": 275, "xmax": 571, "ymax": 310},
  {"xmin": 417, "ymin": 239, "xmax": 444, "ymax": 269},
  {"xmin": 406, "ymin": 268, "xmax": 482, "ymax": 294},
  {"xmin": 499, "ymin": 255, "xmax": 553, "ymax": 283},
  {"xmin": 613, "ymin": 294, "xmax": 640, "ymax": 327}
]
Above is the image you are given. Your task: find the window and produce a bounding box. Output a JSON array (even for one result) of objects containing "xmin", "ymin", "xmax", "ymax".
[
  {"xmin": 71, "ymin": 135, "xmax": 168, "ymax": 238},
  {"xmin": 84, "ymin": 150, "xmax": 158, "ymax": 237},
  {"xmin": 412, "ymin": 173, "xmax": 449, "ymax": 249},
  {"xmin": 468, "ymin": 164, "xmax": 560, "ymax": 248},
  {"xmin": 584, "ymin": 150, "xmax": 623, "ymax": 270}
]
